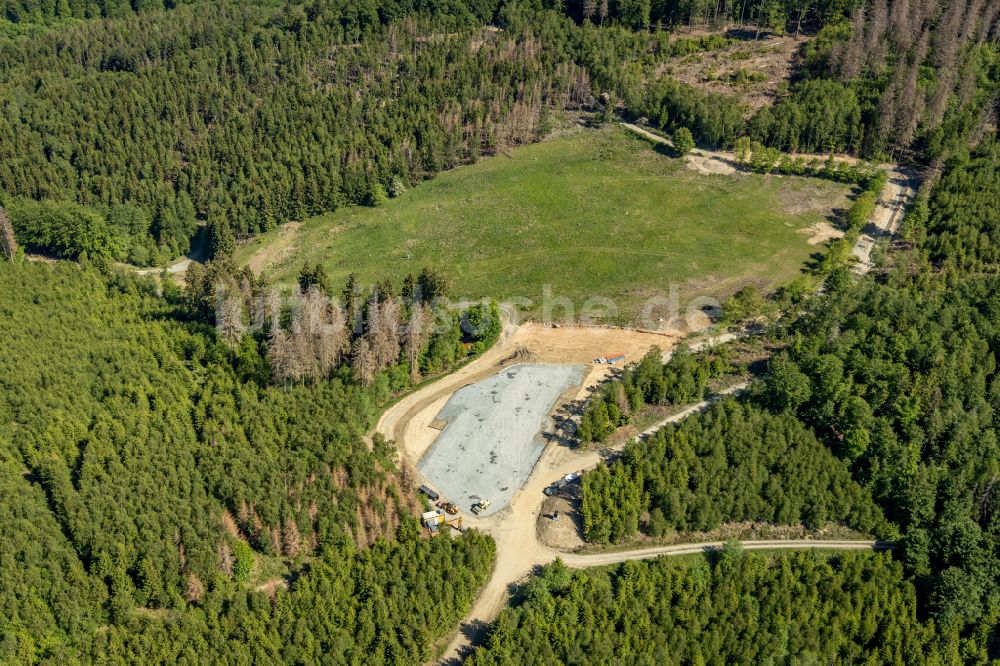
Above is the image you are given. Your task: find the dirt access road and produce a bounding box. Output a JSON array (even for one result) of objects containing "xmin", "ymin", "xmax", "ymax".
[
  {"xmin": 374, "ymin": 316, "xmax": 867, "ymax": 665},
  {"xmin": 619, "ymin": 122, "xmax": 916, "ymax": 272},
  {"xmin": 557, "ymin": 539, "xmax": 891, "ymax": 567},
  {"xmin": 428, "ymin": 368, "xmax": 879, "ymax": 664},
  {"xmin": 130, "ymin": 223, "xmax": 209, "ymax": 280},
  {"xmin": 850, "ymin": 169, "xmax": 915, "ymax": 274}
]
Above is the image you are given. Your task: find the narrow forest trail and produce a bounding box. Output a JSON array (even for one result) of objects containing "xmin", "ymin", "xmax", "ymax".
[{"xmin": 131, "ymin": 222, "xmax": 209, "ymax": 279}]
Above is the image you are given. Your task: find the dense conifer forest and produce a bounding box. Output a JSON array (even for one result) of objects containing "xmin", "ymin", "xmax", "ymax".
[
  {"xmin": 3, "ymin": 0, "xmax": 995, "ymax": 263},
  {"xmin": 581, "ymin": 399, "xmax": 894, "ymax": 543},
  {"xmin": 466, "ymin": 550, "xmax": 985, "ymax": 663},
  {"xmin": 758, "ymin": 144, "xmax": 1000, "ymax": 630},
  {"xmin": 0, "ymin": 261, "xmax": 496, "ymax": 662},
  {"xmin": 2, "ymin": 0, "xmax": 999, "ymax": 662}
]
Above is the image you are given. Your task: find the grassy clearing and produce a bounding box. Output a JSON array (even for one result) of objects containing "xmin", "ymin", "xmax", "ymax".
[{"xmin": 237, "ymin": 125, "xmax": 852, "ymax": 324}]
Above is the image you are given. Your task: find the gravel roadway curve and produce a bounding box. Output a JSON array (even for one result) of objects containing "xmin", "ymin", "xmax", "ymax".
[
  {"xmin": 374, "ymin": 318, "xmax": 881, "ymax": 665},
  {"xmin": 432, "ymin": 380, "xmax": 893, "ymax": 666}
]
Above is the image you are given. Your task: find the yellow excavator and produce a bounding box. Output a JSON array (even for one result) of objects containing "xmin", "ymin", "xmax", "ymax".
[{"xmin": 436, "ymin": 501, "xmax": 459, "ymax": 515}]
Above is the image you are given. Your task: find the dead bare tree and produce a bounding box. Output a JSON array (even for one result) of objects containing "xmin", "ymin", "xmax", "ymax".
[
  {"xmin": 317, "ymin": 302, "xmax": 349, "ymax": 376},
  {"xmin": 864, "ymin": 0, "xmax": 889, "ymax": 74},
  {"xmin": 837, "ymin": 8, "xmax": 866, "ymax": 81},
  {"xmin": 217, "ymin": 290, "xmax": 247, "ymax": 347},
  {"xmin": 217, "ymin": 543, "xmax": 234, "ymax": 576},
  {"xmin": 403, "ymin": 303, "xmax": 431, "ymax": 381},
  {"xmin": 268, "ymin": 327, "xmax": 308, "ymax": 384},
  {"xmin": 351, "ymin": 337, "xmax": 378, "ymax": 386},
  {"xmin": 185, "ymin": 572, "xmax": 205, "ymax": 604},
  {"xmin": 299, "ymin": 287, "xmax": 349, "ymax": 376},
  {"xmin": 0, "ymin": 207, "xmax": 17, "ymax": 260},
  {"xmin": 282, "ymin": 517, "xmax": 301, "ymax": 557},
  {"xmin": 367, "ymin": 293, "xmax": 402, "ymax": 371}
]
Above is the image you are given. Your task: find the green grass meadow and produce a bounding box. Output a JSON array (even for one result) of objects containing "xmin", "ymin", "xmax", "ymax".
[{"xmin": 237, "ymin": 126, "xmax": 853, "ymax": 323}]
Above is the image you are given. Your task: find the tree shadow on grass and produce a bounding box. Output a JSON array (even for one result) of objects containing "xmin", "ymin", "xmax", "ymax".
[{"xmin": 652, "ymin": 142, "xmax": 681, "ymax": 159}]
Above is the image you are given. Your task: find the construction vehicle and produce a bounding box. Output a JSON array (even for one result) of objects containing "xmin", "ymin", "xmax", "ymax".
[
  {"xmin": 593, "ymin": 353, "xmax": 625, "ymax": 365},
  {"xmin": 422, "ymin": 509, "xmax": 464, "ymax": 533},
  {"xmin": 471, "ymin": 498, "xmax": 490, "ymax": 515},
  {"xmin": 436, "ymin": 501, "xmax": 459, "ymax": 515}
]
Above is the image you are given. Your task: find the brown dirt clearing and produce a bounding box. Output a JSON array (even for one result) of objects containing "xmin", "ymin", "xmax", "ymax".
[
  {"xmin": 246, "ymin": 221, "xmax": 301, "ymax": 274},
  {"xmin": 657, "ymin": 37, "xmax": 805, "ymax": 112},
  {"xmin": 802, "ymin": 221, "xmax": 843, "ymax": 245},
  {"xmin": 685, "ymin": 151, "xmax": 740, "ymax": 176}
]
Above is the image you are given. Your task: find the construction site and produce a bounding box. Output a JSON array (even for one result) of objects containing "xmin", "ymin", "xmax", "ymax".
[
  {"xmin": 417, "ymin": 363, "xmax": 587, "ymax": 518},
  {"xmin": 382, "ymin": 320, "xmax": 692, "ymax": 533}
]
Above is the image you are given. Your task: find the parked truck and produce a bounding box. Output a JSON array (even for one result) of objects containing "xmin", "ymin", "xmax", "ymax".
[{"xmin": 593, "ymin": 353, "xmax": 625, "ymax": 365}]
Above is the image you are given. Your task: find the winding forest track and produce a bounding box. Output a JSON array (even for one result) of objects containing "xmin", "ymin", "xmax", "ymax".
[
  {"xmin": 392, "ymin": 127, "xmax": 915, "ymax": 664},
  {"xmin": 380, "ymin": 318, "xmax": 865, "ymax": 665},
  {"xmin": 433, "ymin": 376, "xmax": 881, "ymax": 664}
]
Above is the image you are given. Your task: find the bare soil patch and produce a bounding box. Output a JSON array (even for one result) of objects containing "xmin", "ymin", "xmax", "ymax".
[
  {"xmin": 508, "ymin": 322, "xmax": 683, "ymax": 370},
  {"xmin": 538, "ymin": 494, "xmax": 584, "ymax": 551},
  {"xmin": 802, "ymin": 221, "xmax": 843, "ymax": 245},
  {"xmin": 246, "ymin": 221, "xmax": 301, "ymax": 274},
  {"xmin": 685, "ymin": 151, "xmax": 740, "ymax": 176},
  {"xmin": 255, "ymin": 577, "xmax": 289, "ymax": 600}
]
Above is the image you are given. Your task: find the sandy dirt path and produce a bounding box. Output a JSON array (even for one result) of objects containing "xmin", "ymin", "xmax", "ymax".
[
  {"xmin": 850, "ymin": 169, "xmax": 915, "ymax": 274},
  {"xmin": 434, "ymin": 372, "xmax": 743, "ymax": 664},
  {"xmin": 557, "ymin": 539, "xmax": 891, "ymax": 568}
]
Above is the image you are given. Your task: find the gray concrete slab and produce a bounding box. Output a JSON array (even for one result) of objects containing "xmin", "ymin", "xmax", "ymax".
[{"xmin": 417, "ymin": 364, "xmax": 586, "ymax": 517}]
